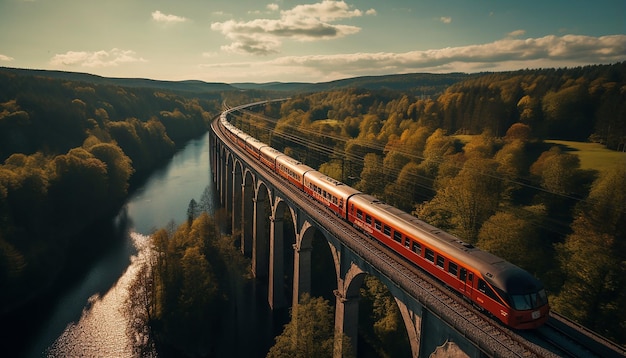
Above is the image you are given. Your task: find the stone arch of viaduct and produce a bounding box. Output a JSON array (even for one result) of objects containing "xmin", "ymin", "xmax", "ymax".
[{"xmin": 211, "ymin": 129, "xmax": 483, "ymax": 358}]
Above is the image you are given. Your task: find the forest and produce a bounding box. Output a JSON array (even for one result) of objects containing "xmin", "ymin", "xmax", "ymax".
[
  {"xmin": 230, "ymin": 62, "xmax": 626, "ymax": 345},
  {"xmin": 126, "ymin": 202, "xmax": 406, "ymax": 357},
  {"xmin": 0, "ymin": 69, "xmax": 223, "ymax": 313},
  {"xmin": 1, "ymin": 62, "xmax": 625, "ymax": 356}
]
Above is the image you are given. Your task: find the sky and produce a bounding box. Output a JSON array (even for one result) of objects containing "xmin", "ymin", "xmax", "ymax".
[{"xmin": 0, "ymin": 0, "xmax": 625, "ymax": 83}]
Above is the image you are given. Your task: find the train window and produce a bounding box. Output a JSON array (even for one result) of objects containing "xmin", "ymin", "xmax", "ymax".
[
  {"xmin": 404, "ymin": 238, "xmax": 410, "ymax": 248},
  {"xmin": 436, "ymin": 255, "xmax": 445, "ymax": 268},
  {"xmin": 412, "ymin": 242, "xmax": 422, "ymax": 255},
  {"xmin": 425, "ymin": 248, "xmax": 434, "ymax": 262},
  {"xmin": 356, "ymin": 209, "xmax": 363, "ymax": 220},
  {"xmin": 478, "ymin": 279, "xmax": 501, "ymax": 302},
  {"xmin": 374, "ymin": 219, "xmax": 381, "ymax": 231},
  {"xmin": 393, "ymin": 231, "xmax": 402, "ymax": 243},
  {"xmin": 365, "ymin": 215, "xmax": 372, "ymax": 225},
  {"xmin": 448, "ymin": 261, "xmax": 458, "ymax": 276},
  {"xmin": 459, "ymin": 268, "xmax": 467, "ymax": 281},
  {"xmin": 339, "ymin": 199, "xmax": 343, "ymax": 209},
  {"xmin": 333, "ymin": 197, "xmax": 338, "ymax": 205}
]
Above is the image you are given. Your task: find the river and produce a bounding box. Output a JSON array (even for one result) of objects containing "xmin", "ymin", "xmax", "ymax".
[{"xmin": 15, "ymin": 132, "xmax": 283, "ymax": 357}]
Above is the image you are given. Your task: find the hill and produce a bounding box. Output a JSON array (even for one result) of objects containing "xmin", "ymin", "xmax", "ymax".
[
  {"xmin": 0, "ymin": 67, "xmax": 236, "ymax": 94},
  {"xmin": 233, "ymin": 72, "xmax": 472, "ymax": 96},
  {"xmin": 3, "ymin": 67, "xmax": 471, "ymax": 98}
]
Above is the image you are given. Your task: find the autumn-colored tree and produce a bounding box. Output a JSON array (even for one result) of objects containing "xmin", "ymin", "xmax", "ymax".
[
  {"xmin": 494, "ymin": 139, "xmax": 527, "ymax": 201},
  {"xmin": 142, "ymin": 212, "xmax": 224, "ymax": 356},
  {"xmin": 477, "ymin": 208, "xmax": 548, "ymax": 275},
  {"xmin": 552, "ymin": 168, "xmax": 626, "ymax": 343},
  {"xmin": 358, "ymin": 276, "xmax": 411, "ymax": 357},
  {"xmin": 418, "ymin": 128, "xmax": 456, "ymax": 178},
  {"xmin": 420, "ymin": 157, "xmax": 502, "ymax": 243},
  {"xmin": 267, "ymin": 293, "xmax": 353, "ymax": 358},
  {"xmin": 355, "ymin": 153, "xmax": 385, "ymax": 198},
  {"xmin": 384, "ymin": 161, "xmax": 430, "ymax": 212}
]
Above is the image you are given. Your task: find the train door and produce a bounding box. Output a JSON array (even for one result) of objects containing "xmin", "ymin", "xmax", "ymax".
[
  {"xmin": 467, "ymin": 272, "xmax": 474, "ymax": 298},
  {"xmin": 459, "ymin": 268, "xmax": 474, "ymax": 298}
]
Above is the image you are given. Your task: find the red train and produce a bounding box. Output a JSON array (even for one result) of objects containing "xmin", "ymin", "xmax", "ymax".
[{"xmin": 219, "ymin": 105, "xmax": 549, "ymax": 330}]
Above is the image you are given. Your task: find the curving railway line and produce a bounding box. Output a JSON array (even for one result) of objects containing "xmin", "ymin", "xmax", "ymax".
[{"xmin": 212, "ymin": 103, "xmax": 626, "ymax": 358}]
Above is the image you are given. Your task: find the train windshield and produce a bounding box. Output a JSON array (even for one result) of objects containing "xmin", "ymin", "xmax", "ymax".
[{"xmin": 510, "ymin": 289, "xmax": 548, "ymax": 310}]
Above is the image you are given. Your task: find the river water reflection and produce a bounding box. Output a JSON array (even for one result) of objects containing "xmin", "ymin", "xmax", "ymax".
[{"xmin": 21, "ymin": 132, "xmax": 279, "ymax": 357}]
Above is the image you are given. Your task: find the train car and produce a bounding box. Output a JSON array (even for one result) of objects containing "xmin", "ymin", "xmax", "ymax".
[
  {"xmin": 346, "ymin": 193, "xmax": 549, "ymax": 329},
  {"xmin": 234, "ymin": 127, "xmax": 249, "ymax": 148},
  {"xmin": 275, "ymin": 155, "xmax": 314, "ymax": 190},
  {"xmin": 244, "ymin": 136, "xmax": 265, "ymax": 160},
  {"xmin": 260, "ymin": 146, "xmax": 283, "ymax": 171},
  {"xmin": 222, "ymin": 121, "xmax": 239, "ymax": 143},
  {"xmin": 302, "ymin": 171, "xmax": 361, "ymax": 218}
]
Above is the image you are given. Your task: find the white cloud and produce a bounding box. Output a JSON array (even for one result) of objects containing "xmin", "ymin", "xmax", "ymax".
[
  {"xmin": 507, "ymin": 29, "xmax": 526, "ymax": 37},
  {"xmin": 0, "ymin": 54, "xmax": 14, "ymax": 62},
  {"xmin": 50, "ymin": 48, "xmax": 147, "ymax": 68},
  {"xmin": 267, "ymin": 3, "xmax": 279, "ymax": 12},
  {"xmin": 211, "ymin": 0, "xmax": 373, "ymax": 55},
  {"xmin": 365, "ymin": 9, "xmax": 377, "ymax": 16},
  {"xmin": 152, "ymin": 10, "xmax": 188, "ymax": 24},
  {"xmin": 440, "ymin": 16, "xmax": 452, "ymax": 24},
  {"xmin": 273, "ymin": 34, "xmax": 626, "ymax": 69},
  {"xmin": 200, "ymin": 34, "xmax": 626, "ymax": 81}
]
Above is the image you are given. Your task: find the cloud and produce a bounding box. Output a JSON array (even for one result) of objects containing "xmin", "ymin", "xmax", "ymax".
[
  {"xmin": 50, "ymin": 48, "xmax": 147, "ymax": 68},
  {"xmin": 0, "ymin": 54, "xmax": 14, "ymax": 62},
  {"xmin": 211, "ymin": 0, "xmax": 374, "ymax": 55},
  {"xmin": 267, "ymin": 3, "xmax": 279, "ymax": 12},
  {"xmin": 200, "ymin": 34, "xmax": 626, "ymax": 81},
  {"xmin": 507, "ymin": 29, "xmax": 526, "ymax": 38},
  {"xmin": 273, "ymin": 34, "xmax": 626, "ymax": 69},
  {"xmin": 152, "ymin": 10, "xmax": 188, "ymax": 24},
  {"xmin": 439, "ymin": 16, "xmax": 452, "ymax": 24}
]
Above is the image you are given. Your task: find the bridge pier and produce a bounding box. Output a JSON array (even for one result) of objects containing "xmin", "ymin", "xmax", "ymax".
[
  {"xmin": 292, "ymin": 219, "xmax": 316, "ymax": 310},
  {"xmin": 252, "ymin": 195, "xmax": 269, "ymax": 279},
  {"xmin": 241, "ymin": 179, "xmax": 253, "ymax": 256},
  {"xmin": 394, "ymin": 296, "xmax": 422, "ymax": 358},
  {"xmin": 232, "ymin": 166, "xmax": 242, "ymax": 236},
  {"xmin": 269, "ymin": 215, "xmax": 286, "ymax": 309},
  {"xmin": 333, "ymin": 289, "xmax": 360, "ymax": 358}
]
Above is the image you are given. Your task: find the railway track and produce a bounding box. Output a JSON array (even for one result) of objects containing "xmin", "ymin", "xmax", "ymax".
[{"xmin": 213, "ymin": 113, "xmax": 625, "ymax": 358}]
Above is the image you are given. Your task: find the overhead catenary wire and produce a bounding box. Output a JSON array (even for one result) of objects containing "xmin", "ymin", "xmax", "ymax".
[{"xmin": 226, "ymin": 104, "xmax": 625, "ymax": 240}]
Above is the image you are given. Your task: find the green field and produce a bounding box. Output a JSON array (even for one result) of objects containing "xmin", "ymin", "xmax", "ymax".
[
  {"xmin": 453, "ymin": 135, "xmax": 626, "ymax": 173},
  {"xmin": 545, "ymin": 140, "xmax": 626, "ymax": 173}
]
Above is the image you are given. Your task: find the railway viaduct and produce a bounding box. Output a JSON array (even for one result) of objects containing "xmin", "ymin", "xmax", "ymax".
[
  {"xmin": 209, "ymin": 104, "xmax": 624, "ymax": 358},
  {"xmin": 210, "ymin": 113, "xmax": 511, "ymax": 358}
]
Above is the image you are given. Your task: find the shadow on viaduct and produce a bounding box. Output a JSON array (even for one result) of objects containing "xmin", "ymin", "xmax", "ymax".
[{"xmin": 210, "ymin": 124, "xmax": 486, "ymax": 358}]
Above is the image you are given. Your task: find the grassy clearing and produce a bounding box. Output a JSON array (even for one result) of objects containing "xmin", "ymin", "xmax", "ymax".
[
  {"xmin": 453, "ymin": 135, "xmax": 625, "ymax": 173},
  {"xmin": 545, "ymin": 140, "xmax": 626, "ymax": 173}
]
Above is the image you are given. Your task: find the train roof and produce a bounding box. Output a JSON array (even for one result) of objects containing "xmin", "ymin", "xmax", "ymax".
[
  {"xmin": 349, "ymin": 193, "xmax": 543, "ymax": 294},
  {"xmin": 303, "ymin": 171, "xmax": 361, "ymax": 198},
  {"xmin": 275, "ymin": 155, "xmax": 315, "ymax": 176},
  {"xmin": 260, "ymin": 146, "xmax": 282, "ymax": 155},
  {"xmin": 246, "ymin": 136, "xmax": 267, "ymax": 151}
]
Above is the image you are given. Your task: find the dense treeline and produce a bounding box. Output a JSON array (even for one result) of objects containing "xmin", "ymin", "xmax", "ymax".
[
  {"xmin": 234, "ymin": 62, "xmax": 626, "ymax": 344},
  {"xmin": 0, "ymin": 69, "xmax": 220, "ymax": 313},
  {"xmin": 125, "ymin": 207, "xmax": 250, "ymax": 357}
]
